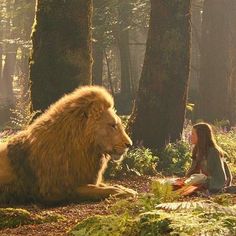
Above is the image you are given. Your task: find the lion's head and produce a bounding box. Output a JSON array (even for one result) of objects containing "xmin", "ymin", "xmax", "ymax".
[{"xmin": 91, "ymin": 107, "xmax": 132, "ymax": 161}]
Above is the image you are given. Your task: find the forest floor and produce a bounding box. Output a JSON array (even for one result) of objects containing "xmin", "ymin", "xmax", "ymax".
[{"xmin": 0, "ymin": 176, "xmax": 152, "ymax": 236}]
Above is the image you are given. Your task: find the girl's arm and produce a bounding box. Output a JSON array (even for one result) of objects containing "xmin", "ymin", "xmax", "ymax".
[
  {"xmin": 224, "ymin": 161, "xmax": 232, "ymax": 187},
  {"xmin": 207, "ymin": 148, "xmax": 227, "ymax": 193},
  {"xmin": 186, "ymin": 157, "xmax": 200, "ymax": 177}
]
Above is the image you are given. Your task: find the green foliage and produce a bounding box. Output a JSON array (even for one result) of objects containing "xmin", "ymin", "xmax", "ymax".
[
  {"xmin": 139, "ymin": 209, "xmax": 236, "ymax": 236},
  {"xmin": 156, "ymin": 201, "xmax": 236, "ymax": 216},
  {"xmin": 137, "ymin": 182, "xmax": 181, "ymax": 213},
  {"xmin": 106, "ymin": 124, "xmax": 236, "ymax": 179},
  {"xmin": 69, "ymin": 172, "xmax": 236, "ymax": 236},
  {"xmin": 213, "ymin": 127, "xmax": 236, "ymax": 175},
  {"xmin": 186, "ymin": 102, "xmax": 195, "ymax": 112},
  {"xmin": 215, "ymin": 130, "xmax": 236, "ymax": 164},
  {"xmin": 111, "ymin": 180, "xmax": 181, "ymax": 217},
  {"xmin": 138, "ymin": 211, "xmax": 172, "ymax": 235},
  {"xmin": 69, "ymin": 199, "xmax": 236, "ymax": 236},
  {"xmin": 110, "ymin": 198, "xmax": 144, "ymax": 216},
  {"xmin": 157, "ymin": 140, "xmax": 192, "ymax": 176},
  {"xmin": 0, "ymin": 208, "xmax": 65, "ymax": 230},
  {"xmin": 105, "ymin": 147, "xmax": 158, "ymax": 179},
  {"xmin": 212, "ymin": 194, "xmax": 236, "ymax": 206},
  {"xmin": 68, "ymin": 214, "xmax": 139, "ymax": 236},
  {"xmin": 151, "ymin": 181, "xmax": 180, "ymax": 203}
]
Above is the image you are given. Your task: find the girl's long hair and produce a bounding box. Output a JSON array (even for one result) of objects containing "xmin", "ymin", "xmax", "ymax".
[{"xmin": 192, "ymin": 122, "xmax": 225, "ymax": 160}]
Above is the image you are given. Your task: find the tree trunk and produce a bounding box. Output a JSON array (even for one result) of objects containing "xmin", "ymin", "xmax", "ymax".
[
  {"xmin": 188, "ymin": 0, "xmax": 202, "ymax": 119},
  {"xmin": 128, "ymin": 0, "xmax": 191, "ymax": 151},
  {"xmin": 196, "ymin": 0, "xmax": 231, "ymax": 122},
  {"xmin": 92, "ymin": 41, "xmax": 103, "ymax": 85},
  {"xmin": 229, "ymin": 1, "xmax": 236, "ymax": 125},
  {"xmin": 29, "ymin": 0, "xmax": 93, "ymax": 112},
  {"xmin": 1, "ymin": 44, "xmax": 17, "ymax": 104},
  {"xmin": 0, "ymin": 45, "xmax": 2, "ymax": 82},
  {"xmin": 20, "ymin": 47, "xmax": 31, "ymax": 100},
  {"xmin": 92, "ymin": 0, "xmax": 105, "ymax": 86},
  {"xmin": 117, "ymin": 0, "xmax": 133, "ymax": 97},
  {"xmin": 114, "ymin": 0, "xmax": 134, "ymax": 115}
]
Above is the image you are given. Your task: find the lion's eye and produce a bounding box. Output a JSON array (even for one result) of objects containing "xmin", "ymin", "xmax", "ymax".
[{"xmin": 110, "ymin": 124, "xmax": 118, "ymax": 130}]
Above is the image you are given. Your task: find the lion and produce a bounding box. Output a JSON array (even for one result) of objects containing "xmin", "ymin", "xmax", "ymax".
[{"xmin": 0, "ymin": 86, "xmax": 136, "ymax": 205}]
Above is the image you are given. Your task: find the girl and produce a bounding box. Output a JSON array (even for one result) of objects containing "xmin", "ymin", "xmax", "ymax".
[{"xmin": 186, "ymin": 122, "xmax": 232, "ymax": 193}]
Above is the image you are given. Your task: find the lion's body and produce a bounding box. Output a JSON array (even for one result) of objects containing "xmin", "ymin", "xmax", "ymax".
[{"xmin": 0, "ymin": 86, "xmax": 134, "ymax": 205}]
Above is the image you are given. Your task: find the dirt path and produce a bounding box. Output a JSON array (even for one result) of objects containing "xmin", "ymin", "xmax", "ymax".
[{"xmin": 0, "ymin": 176, "xmax": 151, "ymax": 236}]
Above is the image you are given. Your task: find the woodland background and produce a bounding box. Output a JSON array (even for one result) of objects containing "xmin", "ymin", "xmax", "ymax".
[{"xmin": 0, "ymin": 1, "xmax": 236, "ymax": 235}]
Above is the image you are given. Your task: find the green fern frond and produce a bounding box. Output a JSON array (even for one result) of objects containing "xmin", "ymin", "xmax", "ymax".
[
  {"xmin": 151, "ymin": 180, "xmax": 180, "ymax": 203},
  {"xmin": 156, "ymin": 201, "xmax": 236, "ymax": 216}
]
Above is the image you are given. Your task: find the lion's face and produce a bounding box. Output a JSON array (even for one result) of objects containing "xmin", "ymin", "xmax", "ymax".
[{"xmin": 93, "ymin": 108, "xmax": 132, "ymax": 160}]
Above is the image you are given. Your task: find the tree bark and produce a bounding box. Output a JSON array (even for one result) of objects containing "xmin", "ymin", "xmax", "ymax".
[
  {"xmin": 29, "ymin": 0, "xmax": 93, "ymax": 112},
  {"xmin": 188, "ymin": 0, "xmax": 202, "ymax": 118},
  {"xmin": 196, "ymin": 0, "xmax": 231, "ymax": 122},
  {"xmin": 228, "ymin": 1, "xmax": 236, "ymax": 125},
  {"xmin": 92, "ymin": 41, "xmax": 103, "ymax": 85},
  {"xmin": 117, "ymin": 0, "xmax": 133, "ymax": 97},
  {"xmin": 0, "ymin": 45, "xmax": 2, "ymax": 83},
  {"xmin": 128, "ymin": 0, "xmax": 191, "ymax": 150},
  {"xmin": 92, "ymin": 0, "xmax": 105, "ymax": 86}
]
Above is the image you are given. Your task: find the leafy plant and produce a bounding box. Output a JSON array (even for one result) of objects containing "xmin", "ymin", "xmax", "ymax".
[
  {"xmin": 151, "ymin": 180, "xmax": 180, "ymax": 203},
  {"xmin": 156, "ymin": 201, "xmax": 236, "ymax": 216},
  {"xmin": 69, "ymin": 199, "xmax": 236, "ymax": 236},
  {"xmin": 215, "ymin": 130, "xmax": 236, "ymax": 164},
  {"xmin": 139, "ymin": 209, "xmax": 236, "ymax": 236},
  {"xmin": 105, "ymin": 147, "xmax": 158, "ymax": 179},
  {"xmin": 157, "ymin": 140, "xmax": 192, "ymax": 176},
  {"xmin": 68, "ymin": 214, "xmax": 139, "ymax": 236}
]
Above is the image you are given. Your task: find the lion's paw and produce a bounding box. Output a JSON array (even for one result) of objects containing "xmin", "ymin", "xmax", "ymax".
[{"xmin": 112, "ymin": 185, "xmax": 137, "ymax": 198}]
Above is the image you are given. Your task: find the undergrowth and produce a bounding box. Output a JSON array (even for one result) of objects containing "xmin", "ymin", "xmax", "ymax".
[{"xmin": 69, "ymin": 181, "xmax": 236, "ymax": 236}]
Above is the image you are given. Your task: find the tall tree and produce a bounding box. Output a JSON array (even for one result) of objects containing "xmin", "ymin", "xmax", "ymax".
[
  {"xmin": 1, "ymin": 43, "xmax": 17, "ymax": 104},
  {"xmin": 114, "ymin": 0, "xmax": 134, "ymax": 115},
  {"xmin": 228, "ymin": 0, "xmax": 236, "ymax": 125},
  {"xmin": 29, "ymin": 0, "xmax": 92, "ymax": 112},
  {"xmin": 196, "ymin": 0, "xmax": 231, "ymax": 122},
  {"xmin": 92, "ymin": 0, "xmax": 105, "ymax": 86},
  {"xmin": 0, "ymin": 0, "xmax": 14, "ymax": 103},
  {"xmin": 117, "ymin": 0, "xmax": 133, "ymax": 97},
  {"xmin": 128, "ymin": 0, "xmax": 191, "ymax": 150},
  {"xmin": 188, "ymin": 0, "xmax": 202, "ymax": 116},
  {"xmin": 13, "ymin": 0, "xmax": 36, "ymax": 79}
]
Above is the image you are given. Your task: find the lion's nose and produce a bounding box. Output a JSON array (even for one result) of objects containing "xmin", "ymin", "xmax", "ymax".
[{"xmin": 124, "ymin": 134, "xmax": 132, "ymax": 148}]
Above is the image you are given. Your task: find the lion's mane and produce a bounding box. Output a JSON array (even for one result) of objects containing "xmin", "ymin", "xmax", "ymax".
[{"xmin": 0, "ymin": 86, "xmax": 115, "ymax": 204}]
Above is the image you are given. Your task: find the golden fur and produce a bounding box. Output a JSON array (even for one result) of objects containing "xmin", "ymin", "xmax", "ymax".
[{"xmin": 0, "ymin": 86, "xmax": 135, "ymax": 204}]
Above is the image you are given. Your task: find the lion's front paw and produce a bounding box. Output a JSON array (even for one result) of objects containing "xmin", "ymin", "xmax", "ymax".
[{"xmin": 112, "ymin": 185, "xmax": 137, "ymax": 198}]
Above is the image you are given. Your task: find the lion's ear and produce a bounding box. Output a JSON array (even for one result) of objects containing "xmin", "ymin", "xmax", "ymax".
[{"xmin": 87, "ymin": 103, "xmax": 104, "ymax": 120}]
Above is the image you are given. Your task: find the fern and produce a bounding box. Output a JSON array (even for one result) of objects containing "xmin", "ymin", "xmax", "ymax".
[
  {"xmin": 151, "ymin": 180, "xmax": 180, "ymax": 203},
  {"xmin": 140, "ymin": 209, "xmax": 236, "ymax": 236},
  {"xmin": 156, "ymin": 201, "xmax": 236, "ymax": 216}
]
